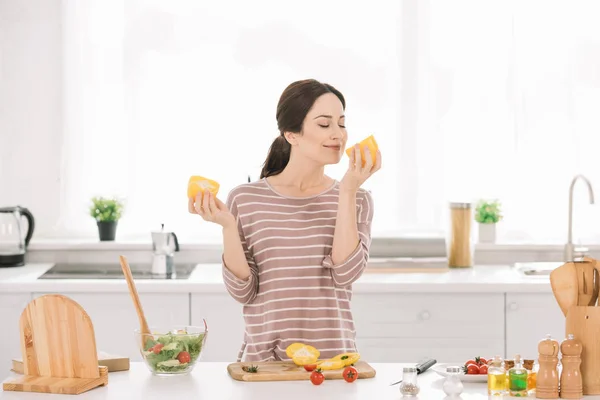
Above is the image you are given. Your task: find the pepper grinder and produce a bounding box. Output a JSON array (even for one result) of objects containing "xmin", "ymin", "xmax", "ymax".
[
  {"xmin": 559, "ymin": 333, "xmax": 583, "ymax": 399},
  {"xmin": 537, "ymin": 334, "xmax": 560, "ymax": 399}
]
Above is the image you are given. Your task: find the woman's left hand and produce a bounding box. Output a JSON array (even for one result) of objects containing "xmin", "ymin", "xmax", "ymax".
[{"xmin": 339, "ymin": 144, "xmax": 382, "ymax": 193}]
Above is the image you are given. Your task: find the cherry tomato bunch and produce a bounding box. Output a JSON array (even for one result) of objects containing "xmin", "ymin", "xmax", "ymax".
[{"xmin": 308, "ymin": 365, "xmax": 359, "ymax": 385}]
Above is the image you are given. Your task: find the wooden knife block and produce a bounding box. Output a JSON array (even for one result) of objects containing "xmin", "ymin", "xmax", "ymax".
[
  {"xmin": 565, "ymin": 306, "xmax": 600, "ymax": 395},
  {"xmin": 2, "ymin": 294, "xmax": 108, "ymax": 395}
]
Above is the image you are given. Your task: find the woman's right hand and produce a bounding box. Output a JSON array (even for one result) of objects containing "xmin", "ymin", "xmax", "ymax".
[{"xmin": 188, "ymin": 191, "xmax": 235, "ymax": 229}]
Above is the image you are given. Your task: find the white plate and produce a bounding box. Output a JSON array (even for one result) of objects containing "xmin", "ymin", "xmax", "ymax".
[{"xmin": 431, "ymin": 363, "xmax": 488, "ymax": 382}]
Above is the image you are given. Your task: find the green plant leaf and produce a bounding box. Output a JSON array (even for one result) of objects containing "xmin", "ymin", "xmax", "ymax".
[
  {"xmin": 474, "ymin": 199, "xmax": 502, "ymax": 224},
  {"xmin": 89, "ymin": 196, "xmax": 124, "ymax": 222}
]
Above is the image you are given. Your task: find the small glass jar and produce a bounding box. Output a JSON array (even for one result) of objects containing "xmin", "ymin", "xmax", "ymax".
[
  {"xmin": 527, "ymin": 360, "xmax": 539, "ymax": 394},
  {"xmin": 446, "ymin": 202, "xmax": 475, "ymax": 268},
  {"xmin": 399, "ymin": 366, "xmax": 420, "ymax": 396},
  {"xmin": 443, "ymin": 366, "xmax": 464, "ymax": 396}
]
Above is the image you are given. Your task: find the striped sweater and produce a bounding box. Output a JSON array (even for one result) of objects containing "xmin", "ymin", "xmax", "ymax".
[{"xmin": 221, "ymin": 178, "xmax": 374, "ymax": 362}]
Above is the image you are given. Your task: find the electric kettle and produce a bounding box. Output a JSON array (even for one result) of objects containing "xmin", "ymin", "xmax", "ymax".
[{"xmin": 0, "ymin": 206, "xmax": 35, "ymax": 267}]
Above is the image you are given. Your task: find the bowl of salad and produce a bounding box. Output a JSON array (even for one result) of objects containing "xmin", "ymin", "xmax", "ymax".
[{"xmin": 135, "ymin": 320, "xmax": 207, "ymax": 376}]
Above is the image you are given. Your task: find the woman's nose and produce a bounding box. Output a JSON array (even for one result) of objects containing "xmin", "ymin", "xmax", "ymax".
[{"xmin": 331, "ymin": 126, "xmax": 344, "ymax": 139}]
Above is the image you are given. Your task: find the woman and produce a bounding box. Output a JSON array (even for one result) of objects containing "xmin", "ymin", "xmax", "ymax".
[{"xmin": 188, "ymin": 79, "xmax": 381, "ymax": 362}]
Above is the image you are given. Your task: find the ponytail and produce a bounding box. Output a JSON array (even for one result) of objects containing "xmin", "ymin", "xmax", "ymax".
[{"xmin": 260, "ymin": 135, "xmax": 291, "ymax": 179}]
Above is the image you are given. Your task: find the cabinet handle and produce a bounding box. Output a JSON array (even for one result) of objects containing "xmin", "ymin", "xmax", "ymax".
[
  {"xmin": 509, "ymin": 302, "xmax": 518, "ymax": 310},
  {"xmin": 419, "ymin": 311, "xmax": 431, "ymax": 320}
]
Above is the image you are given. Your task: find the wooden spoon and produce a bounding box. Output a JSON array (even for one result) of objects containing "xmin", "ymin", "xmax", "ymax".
[
  {"xmin": 550, "ymin": 261, "xmax": 579, "ymax": 316},
  {"xmin": 591, "ymin": 258, "xmax": 600, "ymax": 306},
  {"xmin": 591, "ymin": 268, "xmax": 599, "ymax": 306},
  {"xmin": 575, "ymin": 260, "xmax": 596, "ymax": 306},
  {"xmin": 119, "ymin": 255, "xmax": 152, "ymax": 347}
]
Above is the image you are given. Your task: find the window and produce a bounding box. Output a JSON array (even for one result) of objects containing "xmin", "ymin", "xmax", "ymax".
[
  {"xmin": 58, "ymin": 0, "xmax": 401, "ymax": 241},
  {"xmin": 411, "ymin": 1, "xmax": 600, "ymax": 244},
  {"xmin": 56, "ymin": 1, "xmax": 600, "ymax": 245}
]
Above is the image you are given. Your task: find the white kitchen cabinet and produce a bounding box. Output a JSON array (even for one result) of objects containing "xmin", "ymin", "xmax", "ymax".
[
  {"xmin": 0, "ymin": 293, "xmax": 32, "ymax": 382},
  {"xmin": 351, "ymin": 293, "xmax": 505, "ymax": 363},
  {"xmin": 31, "ymin": 292, "xmax": 190, "ymax": 361},
  {"xmin": 190, "ymin": 293, "xmax": 245, "ymax": 362},
  {"xmin": 505, "ymin": 293, "xmax": 565, "ymax": 359}
]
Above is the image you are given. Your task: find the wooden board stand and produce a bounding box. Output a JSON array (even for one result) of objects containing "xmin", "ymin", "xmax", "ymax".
[
  {"xmin": 227, "ymin": 360, "xmax": 376, "ymax": 382},
  {"xmin": 2, "ymin": 294, "xmax": 108, "ymax": 395},
  {"xmin": 565, "ymin": 306, "xmax": 600, "ymax": 395}
]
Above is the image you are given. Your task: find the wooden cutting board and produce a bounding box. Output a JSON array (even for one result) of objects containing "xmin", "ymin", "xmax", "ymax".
[
  {"xmin": 2, "ymin": 294, "xmax": 108, "ymax": 395},
  {"xmin": 227, "ymin": 360, "xmax": 376, "ymax": 382},
  {"xmin": 12, "ymin": 351, "xmax": 130, "ymax": 374}
]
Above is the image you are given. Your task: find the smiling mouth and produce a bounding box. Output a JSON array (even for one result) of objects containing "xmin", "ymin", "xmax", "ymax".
[{"xmin": 324, "ymin": 145, "xmax": 341, "ymax": 150}]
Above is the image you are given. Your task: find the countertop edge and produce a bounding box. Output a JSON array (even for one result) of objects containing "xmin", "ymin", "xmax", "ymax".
[{"xmin": 0, "ymin": 263, "xmax": 553, "ymax": 294}]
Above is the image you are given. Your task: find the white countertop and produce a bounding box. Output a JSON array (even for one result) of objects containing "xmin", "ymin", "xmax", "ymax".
[
  {"xmin": 1, "ymin": 361, "xmax": 585, "ymax": 400},
  {"xmin": 0, "ymin": 263, "xmax": 553, "ymax": 294}
]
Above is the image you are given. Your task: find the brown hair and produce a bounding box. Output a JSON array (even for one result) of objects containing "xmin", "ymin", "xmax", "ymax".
[{"xmin": 260, "ymin": 79, "xmax": 346, "ymax": 179}]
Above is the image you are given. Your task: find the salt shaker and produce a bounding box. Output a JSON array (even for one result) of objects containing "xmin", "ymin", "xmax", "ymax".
[
  {"xmin": 442, "ymin": 366, "xmax": 464, "ymax": 396},
  {"xmin": 559, "ymin": 333, "xmax": 583, "ymax": 399},
  {"xmin": 399, "ymin": 366, "xmax": 420, "ymax": 396},
  {"xmin": 537, "ymin": 334, "xmax": 560, "ymax": 399}
]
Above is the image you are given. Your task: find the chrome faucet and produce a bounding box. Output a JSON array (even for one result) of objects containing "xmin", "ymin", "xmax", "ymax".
[{"xmin": 565, "ymin": 174, "xmax": 595, "ymax": 262}]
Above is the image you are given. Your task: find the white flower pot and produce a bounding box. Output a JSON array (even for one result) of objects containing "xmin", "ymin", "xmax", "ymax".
[{"xmin": 478, "ymin": 223, "xmax": 496, "ymax": 243}]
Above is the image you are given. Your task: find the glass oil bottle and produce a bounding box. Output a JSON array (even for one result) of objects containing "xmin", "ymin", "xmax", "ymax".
[
  {"xmin": 527, "ymin": 360, "xmax": 538, "ymax": 396},
  {"xmin": 508, "ymin": 354, "xmax": 528, "ymax": 397},
  {"xmin": 487, "ymin": 355, "xmax": 508, "ymax": 396}
]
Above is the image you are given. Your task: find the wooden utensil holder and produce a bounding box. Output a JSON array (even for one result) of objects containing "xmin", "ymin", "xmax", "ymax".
[
  {"xmin": 2, "ymin": 294, "xmax": 108, "ymax": 395},
  {"xmin": 565, "ymin": 306, "xmax": 600, "ymax": 395}
]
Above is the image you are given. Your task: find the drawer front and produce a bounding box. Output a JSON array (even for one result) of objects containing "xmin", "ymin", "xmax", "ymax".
[
  {"xmin": 351, "ymin": 293, "xmax": 504, "ymax": 339},
  {"xmin": 191, "ymin": 294, "xmax": 245, "ymax": 362},
  {"xmin": 506, "ymin": 293, "xmax": 564, "ymax": 359}
]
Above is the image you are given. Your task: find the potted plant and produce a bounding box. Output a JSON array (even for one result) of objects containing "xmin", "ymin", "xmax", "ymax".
[
  {"xmin": 474, "ymin": 199, "xmax": 502, "ymax": 243},
  {"xmin": 89, "ymin": 196, "xmax": 124, "ymax": 241}
]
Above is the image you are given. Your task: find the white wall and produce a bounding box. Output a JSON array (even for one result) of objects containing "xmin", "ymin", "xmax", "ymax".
[{"xmin": 0, "ymin": 0, "xmax": 63, "ymax": 237}]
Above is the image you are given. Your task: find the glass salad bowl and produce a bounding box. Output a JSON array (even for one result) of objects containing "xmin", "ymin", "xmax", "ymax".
[{"xmin": 134, "ymin": 320, "xmax": 208, "ymax": 376}]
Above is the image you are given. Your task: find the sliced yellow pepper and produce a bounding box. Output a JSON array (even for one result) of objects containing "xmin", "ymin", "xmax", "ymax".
[
  {"xmin": 187, "ymin": 176, "xmax": 220, "ymax": 199},
  {"xmin": 316, "ymin": 358, "xmax": 345, "ymax": 370},
  {"xmin": 285, "ymin": 343, "xmax": 320, "ymax": 366},
  {"xmin": 332, "ymin": 352, "xmax": 361, "ymax": 366},
  {"xmin": 345, "ymin": 135, "xmax": 378, "ymax": 167}
]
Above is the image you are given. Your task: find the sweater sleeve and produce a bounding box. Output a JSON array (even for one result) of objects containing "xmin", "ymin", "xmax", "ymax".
[
  {"xmin": 321, "ymin": 190, "xmax": 374, "ymax": 287},
  {"xmin": 222, "ymin": 190, "xmax": 259, "ymax": 304}
]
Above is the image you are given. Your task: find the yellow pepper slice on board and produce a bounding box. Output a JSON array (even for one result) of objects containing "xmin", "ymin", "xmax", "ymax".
[
  {"xmin": 285, "ymin": 343, "xmax": 320, "ymax": 366},
  {"xmin": 316, "ymin": 358, "xmax": 346, "ymax": 370},
  {"xmin": 332, "ymin": 352, "xmax": 361, "ymax": 366}
]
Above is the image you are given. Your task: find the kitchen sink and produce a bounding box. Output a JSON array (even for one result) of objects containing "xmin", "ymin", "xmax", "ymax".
[
  {"xmin": 38, "ymin": 262, "xmax": 197, "ymax": 280},
  {"xmin": 514, "ymin": 262, "xmax": 562, "ymax": 276}
]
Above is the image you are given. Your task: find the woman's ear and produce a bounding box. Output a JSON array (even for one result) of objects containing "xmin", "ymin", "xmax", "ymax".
[{"xmin": 283, "ymin": 131, "xmax": 299, "ymax": 146}]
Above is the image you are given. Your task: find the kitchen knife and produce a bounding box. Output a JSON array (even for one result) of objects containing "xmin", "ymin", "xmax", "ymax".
[{"xmin": 389, "ymin": 358, "xmax": 437, "ymax": 386}]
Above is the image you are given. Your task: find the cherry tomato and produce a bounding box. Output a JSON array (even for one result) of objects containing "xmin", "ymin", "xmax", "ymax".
[
  {"xmin": 478, "ymin": 357, "xmax": 488, "ymax": 365},
  {"xmin": 465, "ymin": 359, "xmax": 477, "ymax": 367},
  {"xmin": 304, "ymin": 364, "xmax": 317, "ymax": 372},
  {"xmin": 343, "ymin": 366, "xmax": 358, "ymax": 383},
  {"xmin": 152, "ymin": 343, "xmax": 164, "ymax": 354},
  {"xmin": 466, "ymin": 364, "xmax": 480, "ymax": 375},
  {"xmin": 479, "ymin": 364, "xmax": 488, "ymax": 374},
  {"xmin": 310, "ymin": 369, "xmax": 325, "ymax": 385},
  {"xmin": 177, "ymin": 351, "xmax": 191, "ymax": 364}
]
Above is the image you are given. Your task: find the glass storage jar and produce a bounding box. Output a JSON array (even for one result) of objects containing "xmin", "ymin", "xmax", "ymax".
[{"xmin": 446, "ymin": 202, "xmax": 475, "ymax": 268}]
